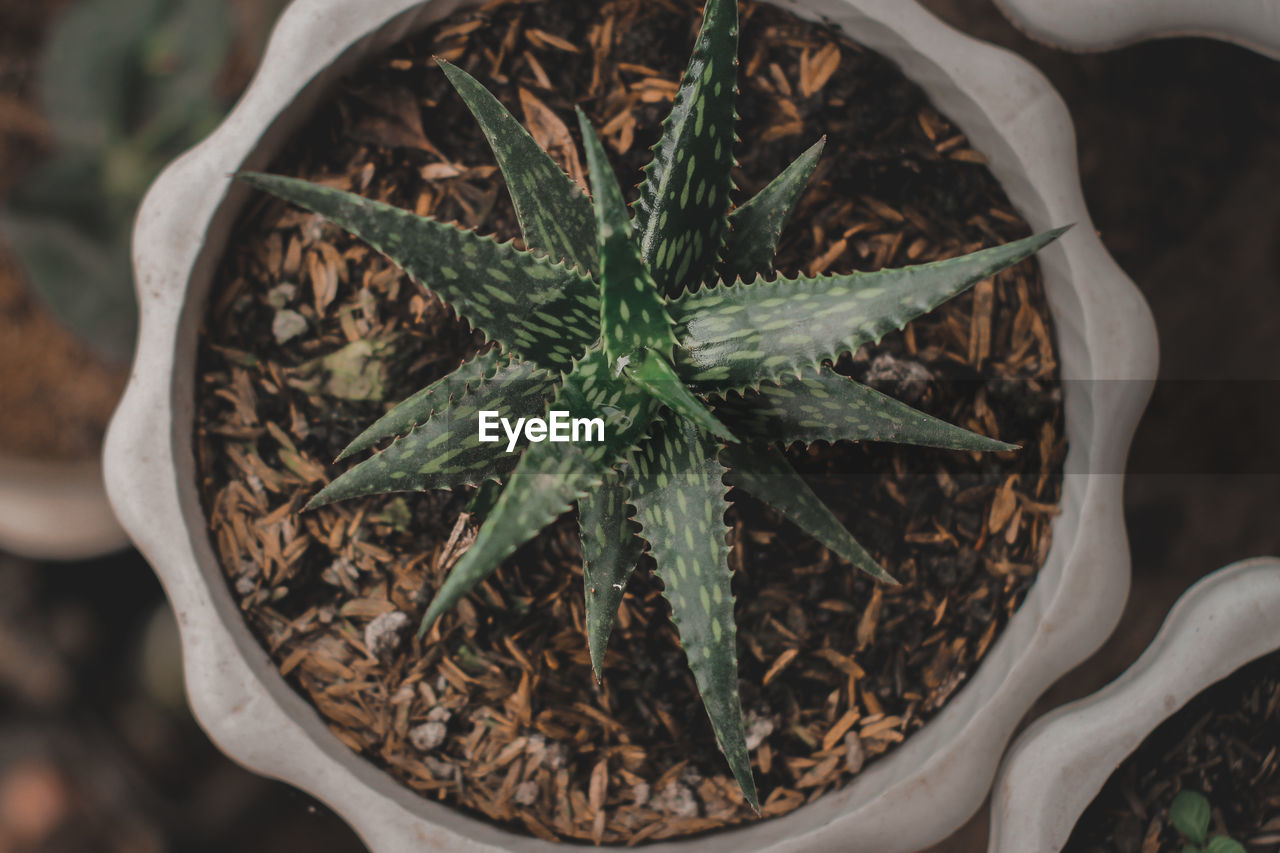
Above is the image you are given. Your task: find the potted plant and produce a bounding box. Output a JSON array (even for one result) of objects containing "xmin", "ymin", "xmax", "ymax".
[
  {"xmin": 106, "ymin": 0, "xmax": 1157, "ymax": 849},
  {"xmin": 991, "ymin": 0, "xmax": 1280, "ymax": 60},
  {"xmin": 989, "ymin": 557, "xmax": 1280, "ymax": 853}
]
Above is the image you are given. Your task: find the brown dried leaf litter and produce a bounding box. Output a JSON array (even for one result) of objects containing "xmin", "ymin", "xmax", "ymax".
[{"xmin": 195, "ymin": 0, "xmax": 1066, "ymax": 844}]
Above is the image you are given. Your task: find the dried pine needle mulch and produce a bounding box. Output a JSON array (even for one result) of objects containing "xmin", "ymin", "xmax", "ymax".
[
  {"xmin": 1067, "ymin": 651, "xmax": 1280, "ymax": 853},
  {"xmin": 194, "ymin": 0, "xmax": 1066, "ymax": 843}
]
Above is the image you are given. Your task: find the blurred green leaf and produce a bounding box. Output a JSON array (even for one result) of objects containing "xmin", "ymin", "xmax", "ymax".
[
  {"xmin": 1170, "ymin": 791, "xmax": 1212, "ymax": 846},
  {"xmin": 0, "ymin": 211, "xmax": 136, "ymax": 362},
  {"xmin": 40, "ymin": 0, "xmax": 168, "ymax": 148},
  {"xmin": 138, "ymin": 0, "xmax": 234, "ymax": 154}
]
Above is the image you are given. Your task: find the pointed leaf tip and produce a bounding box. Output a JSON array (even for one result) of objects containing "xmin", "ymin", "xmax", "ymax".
[
  {"xmin": 438, "ymin": 60, "xmax": 598, "ymax": 272},
  {"xmin": 237, "ymin": 171, "xmax": 601, "ymax": 372},
  {"xmin": 674, "ymin": 227, "xmax": 1071, "ymax": 393},
  {"xmin": 634, "ymin": 0, "xmax": 740, "ymax": 295},
  {"xmin": 577, "ymin": 109, "xmax": 679, "ymax": 366},
  {"xmin": 629, "ymin": 417, "xmax": 758, "ymax": 809},
  {"xmin": 721, "ymin": 444, "xmax": 897, "ymax": 585},
  {"xmin": 724, "ymin": 136, "xmax": 826, "ymax": 281},
  {"xmin": 579, "ymin": 474, "xmax": 644, "ymax": 679}
]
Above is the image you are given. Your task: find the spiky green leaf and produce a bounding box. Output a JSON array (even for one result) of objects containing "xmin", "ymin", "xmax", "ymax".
[
  {"xmin": 723, "ymin": 137, "xmax": 824, "ymax": 281},
  {"xmin": 629, "ymin": 417, "xmax": 757, "ymax": 811},
  {"xmin": 716, "ymin": 367, "xmax": 1016, "ymax": 451},
  {"xmin": 634, "ymin": 0, "xmax": 739, "ymax": 295},
  {"xmin": 671, "ymin": 228, "xmax": 1068, "ymax": 393},
  {"xmin": 237, "ymin": 173, "xmax": 600, "ymax": 371},
  {"xmin": 306, "ymin": 359, "xmax": 555, "ymax": 508},
  {"xmin": 578, "ymin": 472, "xmax": 644, "ymax": 680},
  {"xmin": 577, "ymin": 110, "xmax": 677, "ymax": 365},
  {"xmin": 721, "ymin": 444, "xmax": 895, "ymax": 583},
  {"xmin": 625, "ymin": 348, "xmax": 735, "ymax": 442},
  {"xmin": 420, "ymin": 347, "xmax": 660, "ymax": 633},
  {"xmin": 438, "ymin": 60, "xmax": 598, "ymax": 274}
]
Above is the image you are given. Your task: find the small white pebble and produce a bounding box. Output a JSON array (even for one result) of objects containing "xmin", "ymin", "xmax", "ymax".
[
  {"xmin": 845, "ymin": 731, "xmax": 866, "ymax": 774},
  {"xmin": 410, "ymin": 721, "xmax": 447, "ymax": 752},
  {"xmin": 631, "ymin": 782, "xmax": 651, "ymax": 806},
  {"xmin": 424, "ymin": 756, "xmax": 455, "ymax": 779},
  {"xmin": 514, "ymin": 781, "xmax": 540, "ymax": 806},
  {"xmin": 545, "ymin": 741, "xmax": 568, "ymax": 771},
  {"xmin": 272, "ymin": 309, "xmax": 308, "ymax": 344},
  {"xmin": 744, "ymin": 711, "xmax": 775, "ymax": 751},
  {"xmin": 426, "ymin": 705, "xmax": 452, "ymax": 724},
  {"xmin": 234, "ymin": 575, "xmax": 256, "ymax": 596},
  {"xmin": 364, "ymin": 611, "xmax": 411, "ymax": 658},
  {"xmin": 654, "ymin": 782, "xmax": 699, "ymax": 817}
]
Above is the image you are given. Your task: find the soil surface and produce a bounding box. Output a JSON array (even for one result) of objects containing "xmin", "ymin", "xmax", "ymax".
[
  {"xmin": 1066, "ymin": 651, "xmax": 1280, "ymax": 853},
  {"xmin": 194, "ymin": 0, "xmax": 1062, "ymax": 843}
]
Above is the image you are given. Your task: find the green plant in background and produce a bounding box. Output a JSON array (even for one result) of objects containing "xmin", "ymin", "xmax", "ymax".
[
  {"xmin": 0, "ymin": 0, "xmax": 236, "ymax": 361},
  {"xmin": 241, "ymin": 0, "xmax": 1063, "ymax": 807},
  {"xmin": 1169, "ymin": 791, "xmax": 1246, "ymax": 853}
]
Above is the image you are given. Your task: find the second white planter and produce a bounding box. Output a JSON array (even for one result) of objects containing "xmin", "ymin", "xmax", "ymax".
[
  {"xmin": 994, "ymin": 0, "xmax": 1280, "ymax": 60},
  {"xmin": 105, "ymin": 0, "xmax": 1159, "ymax": 849},
  {"xmin": 991, "ymin": 557, "xmax": 1280, "ymax": 853}
]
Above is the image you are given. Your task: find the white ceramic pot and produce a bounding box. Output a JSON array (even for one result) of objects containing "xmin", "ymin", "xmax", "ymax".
[
  {"xmin": 989, "ymin": 557, "xmax": 1280, "ymax": 853},
  {"xmin": 104, "ymin": 0, "xmax": 1159, "ymax": 849},
  {"xmin": 993, "ymin": 0, "xmax": 1280, "ymax": 59},
  {"xmin": 0, "ymin": 453, "xmax": 126, "ymax": 561}
]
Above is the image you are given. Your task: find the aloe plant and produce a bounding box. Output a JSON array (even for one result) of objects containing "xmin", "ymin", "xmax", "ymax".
[{"xmin": 240, "ymin": 0, "xmax": 1064, "ymax": 809}]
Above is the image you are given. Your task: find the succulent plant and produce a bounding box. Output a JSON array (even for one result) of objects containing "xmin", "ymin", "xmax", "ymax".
[
  {"xmin": 240, "ymin": 0, "xmax": 1063, "ymax": 808},
  {"xmin": 1169, "ymin": 791, "xmax": 1247, "ymax": 853}
]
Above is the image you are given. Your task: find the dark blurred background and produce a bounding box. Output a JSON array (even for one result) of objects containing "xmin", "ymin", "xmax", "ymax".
[{"xmin": 0, "ymin": 0, "xmax": 1277, "ymax": 850}]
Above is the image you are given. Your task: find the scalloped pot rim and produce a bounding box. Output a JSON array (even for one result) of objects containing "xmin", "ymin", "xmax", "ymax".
[
  {"xmin": 989, "ymin": 558, "xmax": 1280, "ymax": 853},
  {"xmin": 104, "ymin": 0, "xmax": 1158, "ymax": 850},
  {"xmin": 992, "ymin": 0, "xmax": 1280, "ymax": 59}
]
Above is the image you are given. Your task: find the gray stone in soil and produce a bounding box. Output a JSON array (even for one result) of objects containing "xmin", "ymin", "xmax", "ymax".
[{"xmin": 363, "ymin": 611, "xmax": 411, "ymax": 658}]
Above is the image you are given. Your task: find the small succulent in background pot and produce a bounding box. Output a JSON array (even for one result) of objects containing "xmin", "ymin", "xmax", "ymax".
[
  {"xmin": 1169, "ymin": 791, "xmax": 1247, "ymax": 853},
  {"xmin": 240, "ymin": 0, "xmax": 1061, "ymax": 804}
]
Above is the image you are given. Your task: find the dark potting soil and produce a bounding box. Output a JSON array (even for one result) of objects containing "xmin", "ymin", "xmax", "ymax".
[
  {"xmin": 194, "ymin": 0, "xmax": 1065, "ymax": 842},
  {"xmin": 1067, "ymin": 651, "xmax": 1280, "ymax": 853}
]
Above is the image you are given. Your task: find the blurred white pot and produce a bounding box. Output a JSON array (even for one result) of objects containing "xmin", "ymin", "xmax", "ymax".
[
  {"xmin": 994, "ymin": 0, "xmax": 1280, "ymax": 59},
  {"xmin": 0, "ymin": 453, "xmax": 126, "ymax": 561},
  {"xmin": 105, "ymin": 0, "xmax": 1158, "ymax": 849},
  {"xmin": 990, "ymin": 557, "xmax": 1280, "ymax": 853}
]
